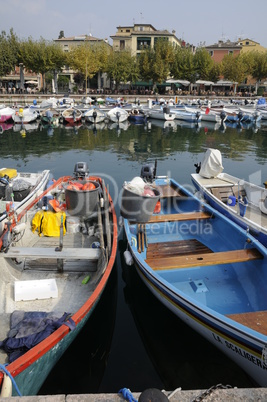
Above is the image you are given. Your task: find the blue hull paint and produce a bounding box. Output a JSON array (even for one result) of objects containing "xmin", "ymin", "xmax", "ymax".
[{"xmin": 123, "ymin": 175, "xmax": 267, "ymax": 386}]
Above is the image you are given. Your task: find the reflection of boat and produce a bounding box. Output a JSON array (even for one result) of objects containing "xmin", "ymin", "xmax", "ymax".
[
  {"xmin": 121, "ymin": 243, "xmax": 254, "ymax": 390},
  {"xmin": 121, "ymin": 161, "xmax": 267, "ymax": 387},
  {"xmin": 149, "ymin": 119, "xmax": 177, "ymax": 130},
  {"xmin": 0, "ymin": 167, "xmax": 50, "ymax": 236},
  {"xmin": 192, "ymin": 148, "xmax": 267, "ymax": 247},
  {"xmin": 107, "ymin": 107, "xmax": 129, "ymax": 123},
  {"xmin": 108, "ymin": 121, "xmax": 130, "ymax": 131},
  {"xmin": 13, "ymin": 122, "xmax": 40, "ymax": 132},
  {"xmin": 0, "ymin": 162, "xmax": 118, "ymax": 396},
  {"xmin": 0, "ymin": 122, "xmax": 14, "ymax": 133},
  {"xmin": 198, "ymin": 121, "xmax": 226, "ymax": 132}
]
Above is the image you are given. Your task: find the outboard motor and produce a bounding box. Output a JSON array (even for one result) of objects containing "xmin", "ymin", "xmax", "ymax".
[
  {"xmin": 116, "ymin": 111, "xmax": 121, "ymax": 122},
  {"xmin": 163, "ymin": 106, "xmax": 170, "ymax": 114},
  {"xmin": 196, "ymin": 111, "xmax": 201, "ymax": 121},
  {"xmin": 93, "ymin": 110, "xmax": 97, "ymax": 123},
  {"xmin": 140, "ymin": 161, "xmax": 157, "ymax": 183},
  {"xmin": 220, "ymin": 111, "xmax": 226, "ymax": 122},
  {"xmin": 73, "ymin": 162, "xmax": 89, "ymax": 179},
  {"xmin": 237, "ymin": 111, "xmax": 243, "ymax": 122},
  {"xmin": 0, "ymin": 175, "xmax": 12, "ymax": 200}
]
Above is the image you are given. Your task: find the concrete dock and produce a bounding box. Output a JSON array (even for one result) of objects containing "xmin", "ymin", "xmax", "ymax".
[{"xmin": 0, "ymin": 388, "xmax": 266, "ymax": 401}]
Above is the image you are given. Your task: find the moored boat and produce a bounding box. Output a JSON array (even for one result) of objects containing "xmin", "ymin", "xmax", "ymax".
[
  {"xmin": 0, "ymin": 167, "xmax": 50, "ymax": 236},
  {"xmin": 0, "ymin": 161, "xmax": 117, "ymax": 396},
  {"xmin": 84, "ymin": 106, "xmax": 106, "ymax": 124},
  {"xmin": 121, "ymin": 161, "xmax": 267, "ymax": 387},
  {"xmin": 191, "ymin": 148, "xmax": 267, "ymax": 247},
  {"xmin": 61, "ymin": 108, "xmax": 82, "ymax": 125},
  {"xmin": 0, "ymin": 107, "xmax": 15, "ymax": 123},
  {"xmin": 107, "ymin": 106, "xmax": 128, "ymax": 123},
  {"xmin": 12, "ymin": 108, "xmax": 38, "ymax": 124}
]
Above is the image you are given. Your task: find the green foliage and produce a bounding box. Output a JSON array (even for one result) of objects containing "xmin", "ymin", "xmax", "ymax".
[
  {"xmin": 106, "ymin": 50, "xmax": 139, "ymax": 89},
  {"xmin": 0, "ymin": 29, "xmax": 19, "ymax": 77}
]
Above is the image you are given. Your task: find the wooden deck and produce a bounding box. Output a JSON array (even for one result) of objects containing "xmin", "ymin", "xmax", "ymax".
[
  {"xmin": 227, "ymin": 311, "xmax": 267, "ymax": 336},
  {"xmin": 145, "ymin": 238, "xmax": 263, "ymax": 270},
  {"xmin": 157, "ymin": 183, "xmax": 186, "ymax": 198}
]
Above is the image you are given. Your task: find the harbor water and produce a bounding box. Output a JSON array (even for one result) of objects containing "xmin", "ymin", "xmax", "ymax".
[{"xmin": 1, "ymin": 117, "xmax": 266, "ymax": 395}]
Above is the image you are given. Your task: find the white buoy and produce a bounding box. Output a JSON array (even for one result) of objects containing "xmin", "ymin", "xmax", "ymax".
[{"xmin": 124, "ymin": 250, "xmax": 134, "ymax": 266}]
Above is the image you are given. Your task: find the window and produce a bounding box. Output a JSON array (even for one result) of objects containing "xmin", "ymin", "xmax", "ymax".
[
  {"xmin": 228, "ymin": 50, "xmax": 233, "ymax": 55},
  {"xmin": 246, "ymin": 41, "xmax": 249, "ymax": 45},
  {"xmin": 137, "ymin": 37, "xmax": 151, "ymax": 50},
  {"xmin": 120, "ymin": 40, "xmax": 125, "ymax": 50},
  {"xmin": 209, "ymin": 50, "xmax": 214, "ymax": 57}
]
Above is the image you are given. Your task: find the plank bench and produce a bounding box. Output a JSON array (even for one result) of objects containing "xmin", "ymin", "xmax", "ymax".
[{"xmin": 4, "ymin": 247, "xmax": 100, "ymax": 260}]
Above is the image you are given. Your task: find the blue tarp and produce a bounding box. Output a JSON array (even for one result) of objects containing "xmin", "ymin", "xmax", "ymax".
[
  {"xmin": 0, "ymin": 311, "xmax": 75, "ymax": 362},
  {"xmin": 258, "ymin": 97, "xmax": 266, "ymax": 105}
]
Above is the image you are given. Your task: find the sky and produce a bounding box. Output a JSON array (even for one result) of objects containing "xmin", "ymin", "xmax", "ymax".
[{"xmin": 1, "ymin": 0, "xmax": 267, "ymax": 48}]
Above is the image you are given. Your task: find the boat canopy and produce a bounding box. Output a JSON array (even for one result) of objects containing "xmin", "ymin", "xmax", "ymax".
[{"xmin": 199, "ymin": 148, "xmax": 224, "ymax": 178}]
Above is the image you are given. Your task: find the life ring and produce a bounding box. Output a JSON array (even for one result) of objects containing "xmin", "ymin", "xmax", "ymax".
[{"xmin": 259, "ymin": 196, "xmax": 267, "ymax": 215}]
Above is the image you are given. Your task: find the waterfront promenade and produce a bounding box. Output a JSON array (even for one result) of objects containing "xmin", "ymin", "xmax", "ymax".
[{"xmin": 0, "ymin": 387, "xmax": 266, "ymax": 401}]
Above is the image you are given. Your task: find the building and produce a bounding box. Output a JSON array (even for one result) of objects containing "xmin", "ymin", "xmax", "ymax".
[
  {"xmin": 110, "ymin": 24, "xmax": 181, "ymax": 57},
  {"xmin": 205, "ymin": 39, "xmax": 242, "ymax": 63},
  {"xmin": 54, "ymin": 34, "xmax": 111, "ymax": 92}
]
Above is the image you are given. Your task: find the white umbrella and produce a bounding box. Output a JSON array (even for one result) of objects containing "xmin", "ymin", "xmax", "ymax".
[{"xmin": 26, "ymin": 81, "xmax": 38, "ymax": 85}]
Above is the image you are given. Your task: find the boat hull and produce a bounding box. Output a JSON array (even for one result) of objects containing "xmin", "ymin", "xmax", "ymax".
[{"xmin": 123, "ymin": 175, "xmax": 267, "ymax": 386}]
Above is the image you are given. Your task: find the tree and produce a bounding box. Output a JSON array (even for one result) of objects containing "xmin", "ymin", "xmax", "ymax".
[
  {"xmin": 221, "ymin": 53, "xmax": 247, "ymax": 84},
  {"xmin": 19, "ymin": 38, "xmax": 66, "ymax": 92},
  {"xmin": 58, "ymin": 31, "xmax": 64, "ymax": 39},
  {"xmin": 106, "ymin": 50, "xmax": 139, "ymax": 90},
  {"xmin": 193, "ymin": 48, "xmax": 214, "ymax": 80},
  {"xmin": 0, "ymin": 29, "xmax": 19, "ymax": 78},
  {"xmin": 170, "ymin": 47, "xmax": 194, "ymax": 80},
  {"xmin": 139, "ymin": 39, "xmax": 175, "ymax": 90}
]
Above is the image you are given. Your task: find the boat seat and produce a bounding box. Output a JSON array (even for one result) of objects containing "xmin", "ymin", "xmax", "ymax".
[
  {"xmin": 227, "ymin": 310, "xmax": 267, "ymax": 336},
  {"xmin": 146, "ymin": 239, "xmax": 213, "ymax": 260},
  {"xmin": 146, "ymin": 248, "xmax": 263, "ymax": 270},
  {"xmin": 4, "ymin": 247, "xmax": 100, "ymax": 260},
  {"xmin": 210, "ymin": 186, "xmax": 234, "ymax": 203},
  {"xmin": 157, "ymin": 184, "xmax": 187, "ymax": 198},
  {"xmin": 137, "ymin": 211, "xmax": 212, "ymax": 224}
]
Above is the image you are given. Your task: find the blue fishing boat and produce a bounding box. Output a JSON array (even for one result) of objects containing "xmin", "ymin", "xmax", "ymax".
[{"xmin": 121, "ymin": 161, "xmax": 267, "ymax": 387}]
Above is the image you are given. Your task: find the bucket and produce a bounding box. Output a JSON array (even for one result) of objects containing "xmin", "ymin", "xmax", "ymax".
[
  {"xmin": 64, "ymin": 180, "xmax": 99, "ymax": 216},
  {"xmin": 120, "ymin": 186, "xmax": 161, "ymax": 222},
  {"xmin": 227, "ymin": 195, "xmax": 236, "ymax": 206}
]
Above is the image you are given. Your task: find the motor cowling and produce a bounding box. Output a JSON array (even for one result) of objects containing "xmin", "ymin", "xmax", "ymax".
[
  {"xmin": 140, "ymin": 163, "xmax": 156, "ymax": 183},
  {"xmin": 73, "ymin": 162, "xmax": 89, "ymax": 179}
]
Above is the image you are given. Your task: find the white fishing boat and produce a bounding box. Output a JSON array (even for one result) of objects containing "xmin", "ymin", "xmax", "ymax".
[
  {"xmin": 0, "ymin": 167, "xmax": 50, "ymax": 236},
  {"xmin": 191, "ymin": 148, "xmax": 267, "ymax": 247},
  {"xmin": 107, "ymin": 107, "xmax": 128, "ymax": 123}
]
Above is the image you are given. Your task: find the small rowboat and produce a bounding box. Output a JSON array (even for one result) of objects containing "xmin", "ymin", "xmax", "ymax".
[
  {"xmin": 0, "ymin": 162, "xmax": 117, "ymax": 396},
  {"xmin": 121, "ymin": 161, "xmax": 267, "ymax": 387}
]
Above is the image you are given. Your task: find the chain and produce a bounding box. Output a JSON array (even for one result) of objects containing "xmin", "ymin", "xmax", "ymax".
[{"xmin": 192, "ymin": 383, "xmax": 232, "ymax": 402}]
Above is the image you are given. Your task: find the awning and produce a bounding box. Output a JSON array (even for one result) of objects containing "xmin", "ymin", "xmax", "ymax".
[
  {"xmin": 195, "ymin": 80, "xmax": 214, "ymax": 86},
  {"xmin": 132, "ymin": 81, "xmax": 153, "ymax": 87},
  {"xmin": 166, "ymin": 79, "xmax": 190, "ymax": 87}
]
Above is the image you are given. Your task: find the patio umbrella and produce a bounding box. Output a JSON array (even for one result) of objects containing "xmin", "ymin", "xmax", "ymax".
[{"xmin": 26, "ymin": 81, "xmax": 38, "ymax": 85}]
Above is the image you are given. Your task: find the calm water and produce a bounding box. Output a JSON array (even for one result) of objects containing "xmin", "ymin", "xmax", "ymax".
[{"xmin": 1, "ymin": 117, "xmax": 267, "ymax": 394}]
